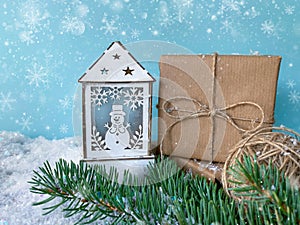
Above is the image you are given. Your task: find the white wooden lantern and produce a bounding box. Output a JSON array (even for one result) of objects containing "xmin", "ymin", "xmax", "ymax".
[{"xmin": 78, "ymin": 41, "xmax": 155, "ymax": 162}]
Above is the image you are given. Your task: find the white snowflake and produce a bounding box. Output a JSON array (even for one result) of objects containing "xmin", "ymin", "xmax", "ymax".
[
  {"xmin": 217, "ymin": 4, "xmax": 227, "ymax": 15},
  {"xmin": 261, "ymin": 20, "xmax": 275, "ymax": 35},
  {"xmin": 159, "ymin": 14, "xmax": 174, "ymax": 27},
  {"xmin": 59, "ymin": 124, "xmax": 69, "ymax": 134},
  {"xmin": 220, "ymin": 20, "xmax": 233, "ymax": 33},
  {"xmin": 59, "ymin": 96, "xmax": 71, "ymax": 114},
  {"xmin": 284, "ymin": 5, "xmax": 295, "ymax": 15},
  {"xmin": 91, "ymin": 87, "xmax": 108, "ymax": 107},
  {"xmin": 158, "ymin": 4, "xmax": 168, "ymax": 19},
  {"xmin": 288, "ymin": 90, "xmax": 300, "ymax": 104},
  {"xmin": 16, "ymin": 115, "xmax": 32, "ymax": 131},
  {"xmin": 19, "ymin": 30, "xmax": 35, "ymax": 45},
  {"xmin": 169, "ymin": 0, "xmax": 192, "ymax": 23},
  {"xmin": 61, "ymin": 16, "xmax": 85, "ymax": 36},
  {"xmin": 221, "ymin": 0, "xmax": 242, "ymax": 12},
  {"xmin": 174, "ymin": 7, "xmax": 187, "ymax": 23},
  {"xmin": 130, "ymin": 29, "xmax": 140, "ymax": 39},
  {"xmin": 100, "ymin": 20, "xmax": 117, "ymax": 35},
  {"xmin": 124, "ymin": 87, "xmax": 143, "ymax": 111},
  {"xmin": 286, "ymin": 80, "xmax": 296, "ymax": 89},
  {"xmin": 0, "ymin": 92, "xmax": 16, "ymax": 112},
  {"xmin": 108, "ymin": 87, "xmax": 123, "ymax": 100},
  {"xmin": 19, "ymin": 0, "xmax": 49, "ymax": 32},
  {"xmin": 25, "ymin": 63, "xmax": 48, "ymax": 87}
]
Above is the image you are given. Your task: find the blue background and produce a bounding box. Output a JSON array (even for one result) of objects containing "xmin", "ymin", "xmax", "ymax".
[{"xmin": 0, "ymin": 0, "xmax": 299, "ymax": 139}]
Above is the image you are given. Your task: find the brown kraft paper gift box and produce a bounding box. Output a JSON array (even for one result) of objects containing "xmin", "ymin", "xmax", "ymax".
[{"xmin": 158, "ymin": 54, "xmax": 281, "ymax": 168}]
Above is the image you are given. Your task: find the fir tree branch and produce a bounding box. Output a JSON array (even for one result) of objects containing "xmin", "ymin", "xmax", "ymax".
[
  {"xmin": 229, "ymin": 156, "xmax": 300, "ymax": 224},
  {"xmin": 29, "ymin": 156, "xmax": 300, "ymax": 224}
]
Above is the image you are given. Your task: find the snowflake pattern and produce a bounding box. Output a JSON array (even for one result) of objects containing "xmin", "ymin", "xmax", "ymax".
[
  {"xmin": 124, "ymin": 87, "xmax": 144, "ymax": 111},
  {"xmin": 108, "ymin": 87, "xmax": 123, "ymax": 100},
  {"xmin": 16, "ymin": 0, "xmax": 50, "ymax": 45},
  {"xmin": 59, "ymin": 96, "xmax": 71, "ymax": 109},
  {"xmin": 100, "ymin": 19, "xmax": 117, "ymax": 35},
  {"xmin": 89, "ymin": 85, "xmax": 145, "ymax": 152},
  {"xmin": 19, "ymin": 0, "xmax": 49, "ymax": 32},
  {"xmin": 173, "ymin": 0, "xmax": 190, "ymax": 23},
  {"xmin": 16, "ymin": 115, "xmax": 33, "ymax": 131},
  {"xmin": 25, "ymin": 63, "xmax": 49, "ymax": 87},
  {"xmin": 288, "ymin": 90, "xmax": 300, "ymax": 104},
  {"xmin": 221, "ymin": 0, "xmax": 243, "ymax": 12},
  {"xmin": 59, "ymin": 96, "xmax": 71, "ymax": 114},
  {"xmin": 91, "ymin": 87, "xmax": 108, "ymax": 107},
  {"xmin": 90, "ymin": 86, "xmax": 144, "ymax": 110},
  {"xmin": 220, "ymin": 20, "xmax": 233, "ymax": 33},
  {"xmin": 61, "ymin": 16, "xmax": 85, "ymax": 36},
  {"xmin": 287, "ymin": 80, "xmax": 296, "ymax": 89},
  {"xmin": 261, "ymin": 20, "xmax": 275, "ymax": 35},
  {"xmin": 130, "ymin": 29, "xmax": 140, "ymax": 39},
  {"xmin": 59, "ymin": 124, "xmax": 69, "ymax": 134},
  {"xmin": 0, "ymin": 92, "xmax": 16, "ymax": 112},
  {"xmin": 159, "ymin": 14, "xmax": 174, "ymax": 27},
  {"xmin": 284, "ymin": 5, "xmax": 295, "ymax": 15},
  {"xmin": 19, "ymin": 31, "xmax": 35, "ymax": 45}
]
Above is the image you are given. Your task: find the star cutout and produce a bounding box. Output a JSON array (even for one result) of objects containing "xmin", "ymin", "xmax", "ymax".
[
  {"xmin": 122, "ymin": 67, "xmax": 134, "ymax": 76},
  {"xmin": 112, "ymin": 53, "xmax": 120, "ymax": 60},
  {"xmin": 100, "ymin": 67, "xmax": 109, "ymax": 75}
]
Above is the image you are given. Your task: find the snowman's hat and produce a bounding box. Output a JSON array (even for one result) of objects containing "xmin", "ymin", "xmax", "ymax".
[{"xmin": 110, "ymin": 104, "xmax": 126, "ymax": 116}]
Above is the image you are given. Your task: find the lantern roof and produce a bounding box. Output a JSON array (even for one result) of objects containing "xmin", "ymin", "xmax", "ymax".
[{"xmin": 78, "ymin": 41, "xmax": 155, "ymax": 83}]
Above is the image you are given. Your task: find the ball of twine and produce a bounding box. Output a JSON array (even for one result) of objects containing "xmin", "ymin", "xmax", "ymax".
[{"xmin": 222, "ymin": 126, "xmax": 300, "ymax": 201}]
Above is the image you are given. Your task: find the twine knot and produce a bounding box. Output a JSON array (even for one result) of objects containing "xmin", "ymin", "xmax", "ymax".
[
  {"xmin": 209, "ymin": 108, "xmax": 217, "ymax": 117},
  {"xmin": 161, "ymin": 97, "xmax": 265, "ymax": 134}
]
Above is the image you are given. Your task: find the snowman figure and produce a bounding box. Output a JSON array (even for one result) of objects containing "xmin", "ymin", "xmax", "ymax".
[{"xmin": 105, "ymin": 105, "xmax": 130, "ymax": 151}]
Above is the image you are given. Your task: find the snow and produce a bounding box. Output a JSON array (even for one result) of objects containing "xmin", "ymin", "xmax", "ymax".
[
  {"xmin": 0, "ymin": 131, "xmax": 84, "ymax": 225},
  {"xmin": 0, "ymin": 131, "xmax": 154, "ymax": 224}
]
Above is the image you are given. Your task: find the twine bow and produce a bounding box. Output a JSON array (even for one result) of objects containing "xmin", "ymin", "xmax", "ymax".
[
  {"xmin": 159, "ymin": 97, "xmax": 265, "ymax": 158},
  {"xmin": 161, "ymin": 96, "xmax": 265, "ymax": 134}
]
